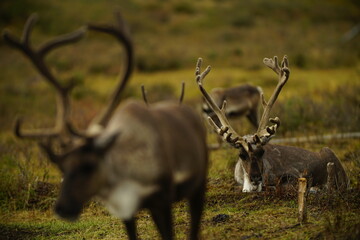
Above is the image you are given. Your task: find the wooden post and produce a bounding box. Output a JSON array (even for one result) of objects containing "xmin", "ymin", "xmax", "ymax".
[
  {"xmin": 298, "ymin": 178, "xmax": 307, "ymax": 224},
  {"xmin": 327, "ymin": 162, "xmax": 335, "ymax": 194}
]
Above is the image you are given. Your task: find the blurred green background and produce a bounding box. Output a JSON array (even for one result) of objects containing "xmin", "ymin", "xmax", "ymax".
[
  {"xmin": 0, "ymin": 0, "xmax": 359, "ymax": 134},
  {"xmin": 1, "ymin": 0, "xmax": 359, "ymax": 71}
]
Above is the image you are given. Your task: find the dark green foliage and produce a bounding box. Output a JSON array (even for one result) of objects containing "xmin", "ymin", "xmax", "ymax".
[
  {"xmin": 0, "ymin": 0, "xmax": 46, "ymax": 27},
  {"xmin": 293, "ymin": 53, "xmax": 307, "ymax": 69},
  {"xmin": 274, "ymin": 83, "xmax": 360, "ymax": 135},
  {"xmin": 0, "ymin": 140, "xmax": 58, "ymax": 211},
  {"xmin": 173, "ymin": 1, "xmax": 196, "ymax": 15},
  {"xmin": 136, "ymin": 53, "xmax": 183, "ymax": 72},
  {"xmin": 2, "ymin": 0, "xmax": 359, "ymax": 71}
]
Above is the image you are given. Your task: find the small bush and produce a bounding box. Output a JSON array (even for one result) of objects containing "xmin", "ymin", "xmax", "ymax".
[
  {"xmin": 136, "ymin": 54, "xmax": 183, "ymax": 72},
  {"xmin": 293, "ymin": 53, "xmax": 307, "ymax": 69},
  {"xmin": 274, "ymin": 83, "xmax": 360, "ymax": 136},
  {"xmin": 0, "ymin": 144, "xmax": 58, "ymax": 211},
  {"xmin": 230, "ymin": 14, "xmax": 254, "ymax": 28},
  {"xmin": 173, "ymin": 2, "xmax": 196, "ymax": 15}
]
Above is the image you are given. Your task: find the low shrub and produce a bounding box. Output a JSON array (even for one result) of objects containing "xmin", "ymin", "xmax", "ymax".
[{"xmin": 274, "ymin": 83, "xmax": 360, "ymax": 136}]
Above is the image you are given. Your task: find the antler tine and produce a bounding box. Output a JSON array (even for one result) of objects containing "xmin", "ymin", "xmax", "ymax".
[
  {"xmin": 257, "ymin": 87, "xmax": 267, "ymax": 110},
  {"xmin": 140, "ymin": 81, "xmax": 184, "ymax": 106},
  {"xmin": 257, "ymin": 56, "xmax": 290, "ymax": 136},
  {"xmin": 263, "ymin": 56, "xmax": 280, "ymax": 75},
  {"xmin": 114, "ymin": 11, "xmax": 131, "ymax": 37},
  {"xmin": 14, "ymin": 118, "xmax": 58, "ymax": 139},
  {"xmin": 22, "ymin": 13, "xmax": 38, "ymax": 45},
  {"xmin": 2, "ymin": 14, "xmax": 37, "ymax": 51},
  {"xmin": 3, "ymin": 16, "xmax": 86, "ymax": 92},
  {"xmin": 39, "ymin": 27, "xmax": 87, "ymax": 58},
  {"xmin": 179, "ymin": 81, "xmax": 185, "ymax": 104},
  {"xmin": 195, "ymin": 58, "xmax": 211, "ymax": 85},
  {"xmin": 195, "ymin": 58, "xmax": 246, "ymax": 150},
  {"xmin": 3, "ymin": 14, "xmax": 87, "ymax": 140},
  {"xmin": 87, "ymin": 12, "xmax": 134, "ymax": 129},
  {"xmin": 141, "ymin": 85, "xmax": 149, "ymax": 106}
]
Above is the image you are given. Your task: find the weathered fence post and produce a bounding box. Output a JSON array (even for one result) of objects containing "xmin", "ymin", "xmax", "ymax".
[
  {"xmin": 298, "ymin": 178, "xmax": 307, "ymax": 224},
  {"xmin": 327, "ymin": 162, "xmax": 335, "ymax": 194}
]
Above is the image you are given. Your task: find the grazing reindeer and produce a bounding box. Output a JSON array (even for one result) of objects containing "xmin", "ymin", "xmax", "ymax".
[
  {"xmin": 202, "ymin": 84, "xmax": 262, "ymax": 129},
  {"xmin": 195, "ymin": 57, "xmax": 349, "ymax": 193},
  {"xmin": 4, "ymin": 13, "xmax": 208, "ymax": 240}
]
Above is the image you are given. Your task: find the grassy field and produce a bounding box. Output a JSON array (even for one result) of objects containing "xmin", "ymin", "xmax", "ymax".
[
  {"xmin": 1, "ymin": 0, "xmax": 360, "ymax": 239},
  {"xmin": 0, "ymin": 138, "xmax": 359, "ymax": 239},
  {"xmin": 0, "ymin": 66, "xmax": 359, "ymax": 239}
]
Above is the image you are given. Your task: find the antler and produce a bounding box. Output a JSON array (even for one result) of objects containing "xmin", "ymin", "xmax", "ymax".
[
  {"xmin": 140, "ymin": 81, "xmax": 185, "ymax": 106},
  {"xmin": 87, "ymin": 12, "xmax": 133, "ymax": 132},
  {"xmin": 195, "ymin": 56, "xmax": 289, "ymax": 152},
  {"xmin": 195, "ymin": 58, "xmax": 249, "ymax": 150},
  {"xmin": 178, "ymin": 81, "xmax": 185, "ymax": 104},
  {"xmin": 254, "ymin": 56, "xmax": 290, "ymax": 144},
  {"xmin": 2, "ymin": 13, "xmax": 86, "ymax": 139},
  {"xmin": 4, "ymin": 12, "xmax": 133, "ymax": 162},
  {"xmin": 141, "ymin": 85, "xmax": 149, "ymax": 106}
]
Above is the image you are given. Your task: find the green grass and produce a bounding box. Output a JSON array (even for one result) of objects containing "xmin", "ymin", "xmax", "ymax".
[{"xmin": 1, "ymin": 138, "xmax": 359, "ymax": 239}]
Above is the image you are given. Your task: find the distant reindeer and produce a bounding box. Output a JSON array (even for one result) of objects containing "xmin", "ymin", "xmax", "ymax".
[
  {"xmin": 202, "ymin": 84, "xmax": 262, "ymax": 129},
  {"xmin": 195, "ymin": 57, "xmax": 349, "ymax": 193},
  {"xmin": 4, "ymin": 13, "xmax": 208, "ymax": 240}
]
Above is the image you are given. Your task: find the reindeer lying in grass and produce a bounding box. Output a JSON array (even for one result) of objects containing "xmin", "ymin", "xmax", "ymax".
[
  {"xmin": 195, "ymin": 57, "xmax": 349, "ymax": 193},
  {"xmin": 4, "ymin": 13, "xmax": 208, "ymax": 240}
]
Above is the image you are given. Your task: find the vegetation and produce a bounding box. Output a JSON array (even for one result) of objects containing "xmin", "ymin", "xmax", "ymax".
[{"xmin": 0, "ymin": 0, "xmax": 359, "ymax": 239}]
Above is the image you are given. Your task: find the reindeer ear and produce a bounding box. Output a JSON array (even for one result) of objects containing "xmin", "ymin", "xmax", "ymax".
[{"xmin": 93, "ymin": 131, "xmax": 120, "ymax": 155}]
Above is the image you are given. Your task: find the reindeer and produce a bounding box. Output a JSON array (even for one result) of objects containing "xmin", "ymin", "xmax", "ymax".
[
  {"xmin": 3, "ymin": 13, "xmax": 208, "ymax": 240},
  {"xmin": 195, "ymin": 57, "xmax": 349, "ymax": 193},
  {"xmin": 202, "ymin": 84, "xmax": 262, "ymax": 129}
]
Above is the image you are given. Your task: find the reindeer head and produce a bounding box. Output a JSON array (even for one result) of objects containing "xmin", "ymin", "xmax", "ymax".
[
  {"xmin": 195, "ymin": 57, "xmax": 290, "ymax": 188},
  {"xmin": 3, "ymin": 13, "xmax": 133, "ymax": 220}
]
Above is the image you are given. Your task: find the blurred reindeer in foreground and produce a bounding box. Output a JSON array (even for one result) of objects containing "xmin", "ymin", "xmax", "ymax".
[
  {"xmin": 195, "ymin": 57, "xmax": 349, "ymax": 193},
  {"xmin": 4, "ymin": 13, "xmax": 208, "ymax": 240}
]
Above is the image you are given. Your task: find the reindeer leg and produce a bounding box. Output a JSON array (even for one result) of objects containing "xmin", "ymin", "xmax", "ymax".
[
  {"xmin": 240, "ymin": 163, "xmax": 257, "ymax": 192},
  {"xmin": 234, "ymin": 159, "xmax": 244, "ymax": 185},
  {"xmin": 149, "ymin": 199, "xmax": 173, "ymax": 240},
  {"xmin": 123, "ymin": 218, "xmax": 137, "ymax": 240},
  {"xmin": 189, "ymin": 183, "xmax": 205, "ymax": 240},
  {"xmin": 242, "ymin": 171, "xmax": 253, "ymax": 192}
]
